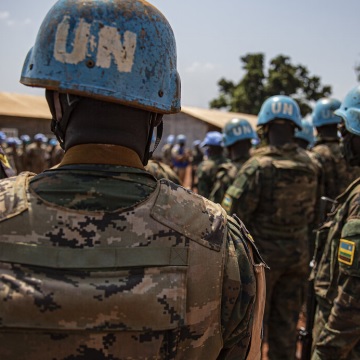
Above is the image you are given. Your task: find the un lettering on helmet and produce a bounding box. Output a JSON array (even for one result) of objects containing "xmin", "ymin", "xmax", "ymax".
[{"xmin": 20, "ymin": 0, "xmax": 181, "ymax": 114}]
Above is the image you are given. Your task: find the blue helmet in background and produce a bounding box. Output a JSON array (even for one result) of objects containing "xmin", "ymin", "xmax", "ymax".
[
  {"xmin": 334, "ymin": 86, "xmax": 360, "ymax": 136},
  {"xmin": 166, "ymin": 135, "xmax": 175, "ymax": 145},
  {"xmin": 257, "ymin": 95, "xmax": 302, "ymax": 129},
  {"xmin": 6, "ymin": 137, "xmax": 17, "ymax": 146},
  {"xmin": 295, "ymin": 119, "xmax": 315, "ymax": 145},
  {"xmin": 20, "ymin": 0, "xmax": 181, "ymax": 114},
  {"xmin": 0, "ymin": 131, "xmax": 6, "ymax": 143},
  {"xmin": 176, "ymin": 134, "xmax": 187, "ymax": 144},
  {"xmin": 49, "ymin": 138, "xmax": 59, "ymax": 146},
  {"xmin": 193, "ymin": 140, "xmax": 201, "ymax": 147},
  {"xmin": 201, "ymin": 131, "xmax": 223, "ymax": 147},
  {"xmin": 312, "ymin": 98, "xmax": 341, "ymax": 127},
  {"xmin": 20, "ymin": 134, "xmax": 31, "ymax": 144},
  {"xmin": 34, "ymin": 133, "xmax": 46, "ymax": 142},
  {"xmin": 223, "ymin": 118, "xmax": 256, "ymax": 147}
]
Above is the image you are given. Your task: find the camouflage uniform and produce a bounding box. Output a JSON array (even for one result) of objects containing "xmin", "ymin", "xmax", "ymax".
[
  {"xmin": 161, "ymin": 143, "xmax": 174, "ymax": 166},
  {"xmin": 0, "ymin": 144, "xmax": 267, "ymax": 359},
  {"xmin": 312, "ymin": 137, "xmax": 360, "ymax": 200},
  {"xmin": 197, "ymin": 154, "xmax": 229, "ymax": 199},
  {"xmin": 145, "ymin": 159, "xmax": 181, "ymax": 184},
  {"xmin": 0, "ymin": 145, "xmax": 15, "ymax": 179},
  {"xmin": 222, "ymin": 143, "xmax": 320, "ymax": 360},
  {"xmin": 311, "ymin": 178, "xmax": 360, "ymax": 359},
  {"xmin": 25, "ymin": 142, "xmax": 49, "ymax": 174},
  {"xmin": 209, "ymin": 156, "xmax": 249, "ymax": 204}
]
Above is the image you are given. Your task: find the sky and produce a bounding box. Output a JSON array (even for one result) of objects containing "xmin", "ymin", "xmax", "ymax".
[{"xmin": 1, "ymin": 0, "xmax": 360, "ymax": 110}]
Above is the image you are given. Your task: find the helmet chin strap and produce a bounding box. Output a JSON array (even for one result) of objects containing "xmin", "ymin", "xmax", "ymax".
[
  {"xmin": 143, "ymin": 113, "xmax": 163, "ymax": 166},
  {"xmin": 50, "ymin": 91, "xmax": 80, "ymax": 150}
]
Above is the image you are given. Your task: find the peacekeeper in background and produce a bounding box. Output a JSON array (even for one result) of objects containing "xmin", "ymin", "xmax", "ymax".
[
  {"xmin": 209, "ymin": 118, "xmax": 257, "ymax": 204},
  {"xmin": 171, "ymin": 134, "xmax": 190, "ymax": 185},
  {"xmin": 197, "ymin": 131, "xmax": 229, "ymax": 199},
  {"xmin": 0, "ymin": 0, "xmax": 267, "ymax": 359},
  {"xmin": 311, "ymin": 85, "xmax": 360, "ymax": 360},
  {"xmin": 222, "ymin": 95, "xmax": 320, "ymax": 360},
  {"xmin": 311, "ymin": 98, "xmax": 360, "ymax": 200},
  {"xmin": 294, "ymin": 118, "xmax": 315, "ymax": 150},
  {"xmin": 161, "ymin": 134, "xmax": 175, "ymax": 166},
  {"xmin": 0, "ymin": 144, "xmax": 15, "ymax": 178},
  {"xmin": 26, "ymin": 133, "xmax": 50, "ymax": 173},
  {"xmin": 294, "ymin": 118, "xmax": 324, "ymax": 223}
]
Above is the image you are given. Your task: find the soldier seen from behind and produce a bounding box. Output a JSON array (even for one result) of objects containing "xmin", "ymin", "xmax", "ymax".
[
  {"xmin": 171, "ymin": 134, "xmax": 190, "ymax": 185},
  {"xmin": 0, "ymin": 0, "xmax": 267, "ymax": 358},
  {"xmin": 209, "ymin": 118, "xmax": 257, "ymax": 204},
  {"xmin": 311, "ymin": 98, "xmax": 360, "ymax": 200},
  {"xmin": 26, "ymin": 133, "xmax": 49, "ymax": 173},
  {"xmin": 311, "ymin": 85, "xmax": 360, "ymax": 360},
  {"xmin": 295, "ymin": 118, "xmax": 315, "ymax": 150},
  {"xmin": 222, "ymin": 95, "xmax": 320, "ymax": 359},
  {"xmin": 161, "ymin": 134, "xmax": 175, "ymax": 166},
  {"xmin": 197, "ymin": 131, "xmax": 229, "ymax": 199}
]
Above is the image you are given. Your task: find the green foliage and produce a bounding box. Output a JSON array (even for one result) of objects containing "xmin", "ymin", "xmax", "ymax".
[{"xmin": 210, "ymin": 53, "xmax": 332, "ymax": 116}]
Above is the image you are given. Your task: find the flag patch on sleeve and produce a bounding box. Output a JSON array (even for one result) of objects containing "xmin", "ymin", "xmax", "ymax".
[
  {"xmin": 222, "ymin": 195, "xmax": 233, "ymax": 213},
  {"xmin": 338, "ymin": 239, "xmax": 355, "ymax": 265}
]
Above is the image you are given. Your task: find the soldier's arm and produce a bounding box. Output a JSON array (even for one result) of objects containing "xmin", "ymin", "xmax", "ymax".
[
  {"xmin": 312, "ymin": 200, "xmax": 360, "ymax": 360},
  {"xmin": 221, "ymin": 160, "xmax": 260, "ymax": 222},
  {"xmin": 218, "ymin": 216, "xmax": 267, "ymax": 360}
]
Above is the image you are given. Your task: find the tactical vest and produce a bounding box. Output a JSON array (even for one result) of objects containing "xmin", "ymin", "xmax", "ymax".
[
  {"xmin": 0, "ymin": 172, "xmax": 227, "ymax": 359},
  {"xmin": 314, "ymin": 178, "xmax": 360, "ymax": 306},
  {"xmin": 251, "ymin": 146, "xmax": 318, "ymax": 241}
]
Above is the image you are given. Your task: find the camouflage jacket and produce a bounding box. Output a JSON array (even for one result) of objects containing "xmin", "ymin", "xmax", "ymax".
[
  {"xmin": 145, "ymin": 159, "xmax": 181, "ymax": 184},
  {"xmin": 197, "ymin": 154, "xmax": 229, "ymax": 199},
  {"xmin": 312, "ymin": 178, "xmax": 360, "ymax": 360},
  {"xmin": 209, "ymin": 157, "xmax": 249, "ymax": 205},
  {"xmin": 222, "ymin": 144, "xmax": 320, "ymax": 268},
  {"xmin": 312, "ymin": 138, "xmax": 360, "ymax": 199},
  {"xmin": 0, "ymin": 144, "xmax": 266, "ymax": 360}
]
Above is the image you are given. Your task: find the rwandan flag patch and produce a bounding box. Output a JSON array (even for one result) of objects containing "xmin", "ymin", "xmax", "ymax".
[
  {"xmin": 222, "ymin": 195, "xmax": 233, "ymax": 213},
  {"xmin": 338, "ymin": 239, "xmax": 355, "ymax": 265}
]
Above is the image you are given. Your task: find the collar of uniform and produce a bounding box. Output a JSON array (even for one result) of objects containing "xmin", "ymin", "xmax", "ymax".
[{"xmin": 58, "ymin": 144, "xmax": 145, "ymax": 169}]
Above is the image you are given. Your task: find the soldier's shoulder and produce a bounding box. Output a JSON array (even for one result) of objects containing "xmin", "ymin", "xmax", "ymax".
[
  {"xmin": 152, "ymin": 180, "xmax": 227, "ymax": 251},
  {"xmin": 0, "ymin": 172, "xmax": 34, "ymax": 221}
]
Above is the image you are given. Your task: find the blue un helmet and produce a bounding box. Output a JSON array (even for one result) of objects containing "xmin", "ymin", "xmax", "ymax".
[
  {"xmin": 20, "ymin": 134, "xmax": 31, "ymax": 144},
  {"xmin": 34, "ymin": 133, "xmax": 46, "ymax": 142},
  {"xmin": 201, "ymin": 131, "xmax": 223, "ymax": 148},
  {"xmin": 312, "ymin": 98, "xmax": 341, "ymax": 128},
  {"xmin": 295, "ymin": 119, "xmax": 315, "ymax": 146},
  {"xmin": 223, "ymin": 118, "xmax": 256, "ymax": 147},
  {"xmin": 176, "ymin": 134, "xmax": 187, "ymax": 145},
  {"xmin": 257, "ymin": 95, "xmax": 302, "ymax": 129},
  {"xmin": 334, "ymin": 86, "xmax": 360, "ymax": 136},
  {"xmin": 20, "ymin": 0, "xmax": 180, "ymax": 114},
  {"xmin": 0, "ymin": 131, "xmax": 6, "ymax": 144},
  {"xmin": 166, "ymin": 135, "xmax": 175, "ymax": 145}
]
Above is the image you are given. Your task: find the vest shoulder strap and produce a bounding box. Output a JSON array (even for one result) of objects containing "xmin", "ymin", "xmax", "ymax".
[{"xmin": 151, "ymin": 179, "xmax": 227, "ymax": 251}]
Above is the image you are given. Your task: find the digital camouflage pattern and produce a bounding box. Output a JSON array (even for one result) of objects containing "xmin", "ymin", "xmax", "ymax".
[
  {"xmin": 0, "ymin": 148, "xmax": 266, "ymax": 359},
  {"xmin": 311, "ymin": 138, "xmax": 360, "ymax": 199},
  {"xmin": 145, "ymin": 159, "xmax": 181, "ymax": 184},
  {"xmin": 209, "ymin": 156, "xmax": 249, "ymax": 204},
  {"xmin": 222, "ymin": 143, "xmax": 320, "ymax": 359},
  {"xmin": 312, "ymin": 178, "xmax": 360, "ymax": 360},
  {"xmin": 197, "ymin": 154, "xmax": 229, "ymax": 199}
]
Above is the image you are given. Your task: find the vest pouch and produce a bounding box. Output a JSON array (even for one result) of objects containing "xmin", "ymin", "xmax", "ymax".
[{"xmin": 0, "ymin": 246, "xmax": 188, "ymax": 332}]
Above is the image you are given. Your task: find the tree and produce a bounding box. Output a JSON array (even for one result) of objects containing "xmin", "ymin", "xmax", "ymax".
[{"xmin": 210, "ymin": 53, "xmax": 332, "ymax": 116}]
